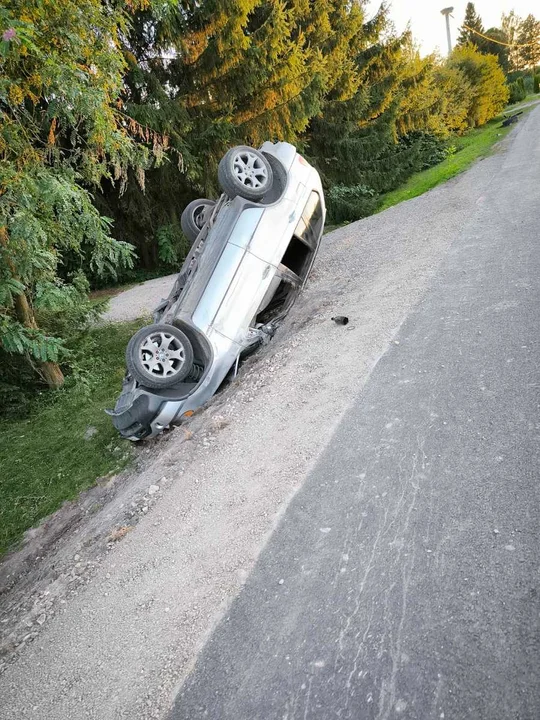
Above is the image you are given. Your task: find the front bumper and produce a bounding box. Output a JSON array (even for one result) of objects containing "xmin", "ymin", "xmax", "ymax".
[
  {"xmin": 108, "ymin": 325, "xmax": 271, "ymax": 440},
  {"xmin": 106, "ymin": 379, "xmax": 184, "ymax": 440}
]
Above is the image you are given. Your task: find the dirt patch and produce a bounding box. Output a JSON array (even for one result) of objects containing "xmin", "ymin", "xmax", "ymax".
[{"xmin": 89, "ymin": 283, "xmax": 137, "ymax": 302}]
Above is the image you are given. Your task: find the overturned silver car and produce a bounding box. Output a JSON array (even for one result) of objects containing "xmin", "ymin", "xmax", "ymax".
[{"xmin": 108, "ymin": 142, "xmax": 326, "ymax": 440}]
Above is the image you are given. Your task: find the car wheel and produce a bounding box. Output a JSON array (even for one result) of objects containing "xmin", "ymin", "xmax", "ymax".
[
  {"xmin": 181, "ymin": 198, "xmax": 216, "ymax": 245},
  {"xmin": 126, "ymin": 324, "xmax": 194, "ymax": 389},
  {"xmin": 218, "ymin": 145, "xmax": 273, "ymax": 201}
]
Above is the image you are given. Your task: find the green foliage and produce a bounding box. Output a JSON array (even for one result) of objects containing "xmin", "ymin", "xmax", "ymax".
[
  {"xmin": 0, "ymin": 283, "xmax": 104, "ymax": 416},
  {"xmin": 156, "ymin": 224, "xmax": 191, "ymax": 267},
  {"xmin": 0, "ymin": 319, "xmax": 146, "ymax": 554},
  {"xmin": 534, "ymin": 75, "xmax": 540, "ymax": 94},
  {"xmin": 456, "ymin": 5, "xmax": 511, "ymax": 73},
  {"xmin": 481, "ymin": 28, "xmax": 510, "ymax": 73},
  {"xmin": 502, "ymin": 12, "xmax": 524, "ymax": 72},
  {"xmin": 508, "ymin": 78, "xmax": 527, "ymax": 104},
  {"xmin": 447, "ymin": 45, "xmax": 509, "ymax": 127},
  {"xmin": 516, "ymin": 15, "xmax": 540, "ymax": 71},
  {"xmin": 327, "ymin": 185, "xmax": 377, "ymax": 224},
  {"xmin": 431, "ymin": 64, "xmax": 474, "ymax": 134},
  {"xmin": 502, "ymin": 12, "xmax": 540, "ymax": 72},
  {"xmin": 378, "ymin": 112, "xmax": 516, "ymax": 213},
  {"xmin": 507, "ymin": 70, "xmax": 535, "ymax": 93},
  {"xmin": 457, "ymin": 8, "xmax": 540, "ymax": 74},
  {"xmin": 309, "ymin": 36, "xmax": 503, "ymax": 225},
  {"xmin": 0, "ymin": 0, "xmax": 167, "ymax": 389},
  {"xmin": 400, "ymin": 132, "xmax": 449, "ymax": 169},
  {"xmin": 325, "ymin": 130, "xmax": 448, "ymax": 223},
  {"xmin": 307, "ymin": 31, "xmax": 430, "ymax": 191},
  {"xmin": 457, "ymin": 3, "xmax": 484, "ymax": 48}
]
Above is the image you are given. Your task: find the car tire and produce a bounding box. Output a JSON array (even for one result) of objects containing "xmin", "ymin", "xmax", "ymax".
[
  {"xmin": 126, "ymin": 324, "xmax": 194, "ymax": 389},
  {"xmin": 181, "ymin": 198, "xmax": 216, "ymax": 245},
  {"xmin": 218, "ymin": 145, "xmax": 273, "ymax": 201}
]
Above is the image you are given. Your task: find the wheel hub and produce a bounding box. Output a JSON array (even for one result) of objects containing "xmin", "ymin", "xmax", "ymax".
[
  {"xmin": 139, "ymin": 331, "xmax": 186, "ymax": 378},
  {"xmin": 233, "ymin": 151, "xmax": 268, "ymax": 189}
]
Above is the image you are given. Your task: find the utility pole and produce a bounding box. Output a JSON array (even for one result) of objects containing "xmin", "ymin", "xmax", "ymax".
[{"xmin": 441, "ymin": 7, "xmax": 454, "ymax": 55}]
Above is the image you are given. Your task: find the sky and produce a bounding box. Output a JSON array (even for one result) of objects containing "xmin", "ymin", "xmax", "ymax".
[{"xmin": 366, "ymin": 1, "xmax": 540, "ymax": 56}]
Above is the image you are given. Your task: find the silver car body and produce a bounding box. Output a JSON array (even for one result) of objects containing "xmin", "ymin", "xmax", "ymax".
[{"xmin": 109, "ymin": 142, "xmax": 325, "ymax": 440}]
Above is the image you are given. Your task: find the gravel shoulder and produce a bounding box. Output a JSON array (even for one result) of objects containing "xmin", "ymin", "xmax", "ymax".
[
  {"xmin": 101, "ymin": 273, "xmax": 177, "ymax": 323},
  {"xmin": 0, "ymin": 115, "xmax": 530, "ymax": 719}
]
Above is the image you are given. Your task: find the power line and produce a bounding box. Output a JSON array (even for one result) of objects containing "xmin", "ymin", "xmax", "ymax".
[{"xmin": 462, "ymin": 24, "xmax": 536, "ymax": 49}]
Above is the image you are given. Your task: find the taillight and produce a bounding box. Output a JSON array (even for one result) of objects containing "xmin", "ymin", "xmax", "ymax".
[{"xmin": 298, "ymin": 155, "xmax": 310, "ymax": 166}]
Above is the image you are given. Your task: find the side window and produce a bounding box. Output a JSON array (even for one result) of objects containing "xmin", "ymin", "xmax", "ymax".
[
  {"xmin": 303, "ymin": 191, "xmax": 322, "ymax": 226},
  {"xmin": 294, "ymin": 191, "xmax": 322, "ymax": 247}
]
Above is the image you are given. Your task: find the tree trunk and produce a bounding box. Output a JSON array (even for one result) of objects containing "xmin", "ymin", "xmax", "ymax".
[
  {"xmin": 13, "ymin": 290, "xmax": 65, "ymax": 390},
  {"xmin": 1, "ymin": 225, "xmax": 65, "ymax": 389}
]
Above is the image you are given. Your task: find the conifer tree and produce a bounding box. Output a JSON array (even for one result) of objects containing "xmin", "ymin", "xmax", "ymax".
[
  {"xmin": 109, "ymin": 0, "xmax": 371, "ymax": 262},
  {"xmin": 307, "ymin": 21, "xmax": 444, "ymax": 197},
  {"xmin": 457, "ymin": 3, "xmax": 485, "ymax": 48},
  {"xmin": 481, "ymin": 28, "xmax": 510, "ymax": 72}
]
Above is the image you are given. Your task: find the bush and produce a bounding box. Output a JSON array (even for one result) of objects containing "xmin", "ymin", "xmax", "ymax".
[
  {"xmin": 399, "ymin": 132, "xmax": 448, "ymax": 171},
  {"xmin": 508, "ymin": 78, "xmax": 527, "ymax": 104},
  {"xmin": 447, "ymin": 45, "xmax": 509, "ymax": 127},
  {"xmin": 326, "ymin": 185, "xmax": 378, "ymax": 224},
  {"xmin": 432, "ymin": 64, "xmax": 475, "ymax": 134},
  {"xmin": 534, "ymin": 75, "xmax": 540, "ymax": 94},
  {"xmin": 0, "ymin": 286, "xmax": 104, "ymax": 417},
  {"xmin": 325, "ymin": 133, "xmax": 449, "ymax": 224},
  {"xmin": 508, "ymin": 71, "xmax": 535, "ymax": 94},
  {"xmin": 156, "ymin": 224, "xmax": 191, "ymax": 268}
]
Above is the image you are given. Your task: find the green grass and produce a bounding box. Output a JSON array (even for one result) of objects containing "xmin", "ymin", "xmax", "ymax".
[
  {"xmin": 377, "ymin": 114, "xmax": 514, "ymax": 213},
  {"xmin": 0, "ymin": 319, "xmax": 146, "ymax": 555},
  {"xmin": 511, "ymin": 92, "xmax": 540, "ymax": 107}
]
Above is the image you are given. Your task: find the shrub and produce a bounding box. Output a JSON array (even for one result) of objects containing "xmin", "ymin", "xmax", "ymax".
[
  {"xmin": 534, "ymin": 75, "xmax": 540, "ymax": 94},
  {"xmin": 399, "ymin": 132, "xmax": 448, "ymax": 171},
  {"xmin": 0, "ymin": 284, "xmax": 104, "ymax": 416},
  {"xmin": 156, "ymin": 224, "xmax": 191, "ymax": 268},
  {"xmin": 327, "ymin": 185, "xmax": 378, "ymax": 224},
  {"xmin": 447, "ymin": 45, "xmax": 509, "ymax": 127},
  {"xmin": 432, "ymin": 64, "xmax": 475, "ymax": 134},
  {"xmin": 508, "ymin": 78, "xmax": 527, "ymax": 104}
]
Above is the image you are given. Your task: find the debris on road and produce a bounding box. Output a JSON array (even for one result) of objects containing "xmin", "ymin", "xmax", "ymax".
[{"xmin": 501, "ymin": 111, "xmax": 523, "ymax": 127}]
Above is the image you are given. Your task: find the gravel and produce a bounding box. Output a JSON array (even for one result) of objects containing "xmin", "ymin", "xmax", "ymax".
[
  {"xmin": 0, "ymin": 119, "xmax": 524, "ymax": 720},
  {"xmin": 101, "ymin": 274, "xmax": 177, "ymax": 323}
]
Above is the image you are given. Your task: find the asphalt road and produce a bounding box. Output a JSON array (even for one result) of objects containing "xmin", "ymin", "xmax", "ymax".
[{"xmin": 168, "ymin": 118, "xmax": 540, "ymax": 717}]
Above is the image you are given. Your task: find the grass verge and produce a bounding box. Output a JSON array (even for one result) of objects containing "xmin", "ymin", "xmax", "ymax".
[
  {"xmin": 376, "ymin": 110, "xmax": 531, "ymax": 213},
  {"xmin": 513, "ymin": 92, "xmax": 540, "ymax": 107},
  {"xmin": 0, "ymin": 319, "xmax": 146, "ymax": 555}
]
